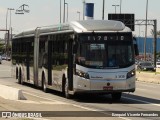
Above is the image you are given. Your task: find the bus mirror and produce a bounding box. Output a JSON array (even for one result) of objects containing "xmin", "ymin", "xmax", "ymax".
[{"xmin": 134, "ymin": 44, "xmax": 139, "ymax": 56}]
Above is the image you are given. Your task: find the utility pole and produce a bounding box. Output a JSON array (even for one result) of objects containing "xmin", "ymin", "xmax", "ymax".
[
  {"xmin": 65, "ymin": 3, "xmax": 68, "ymax": 22},
  {"xmin": 63, "ymin": 0, "xmax": 65, "ymax": 23},
  {"xmin": 144, "ymin": 0, "xmax": 148, "ymax": 61},
  {"xmin": 82, "ymin": 0, "xmax": 85, "ymax": 20},
  {"xmin": 112, "ymin": 5, "xmax": 119, "ymax": 14},
  {"xmin": 153, "ymin": 20, "xmax": 157, "ymax": 67},
  {"xmin": 120, "ymin": 0, "xmax": 122, "ymax": 14},
  {"xmin": 135, "ymin": 19, "xmax": 157, "ymax": 67},
  {"xmin": 102, "ymin": 0, "xmax": 105, "ymax": 20},
  {"xmin": 60, "ymin": 0, "xmax": 61, "ymax": 23},
  {"xmin": 77, "ymin": 11, "xmax": 80, "ymax": 20},
  {"xmin": 6, "ymin": 8, "xmax": 14, "ymax": 57}
]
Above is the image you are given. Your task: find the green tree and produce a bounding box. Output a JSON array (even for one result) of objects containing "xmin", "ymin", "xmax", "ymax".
[
  {"xmin": 150, "ymin": 29, "xmax": 160, "ymax": 37},
  {"xmin": 0, "ymin": 43, "xmax": 4, "ymax": 53}
]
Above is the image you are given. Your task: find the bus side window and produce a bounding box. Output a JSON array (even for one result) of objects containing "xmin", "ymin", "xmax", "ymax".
[{"xmin": 42, "ymin": 53, "xmax": 48, "ymax": 68}]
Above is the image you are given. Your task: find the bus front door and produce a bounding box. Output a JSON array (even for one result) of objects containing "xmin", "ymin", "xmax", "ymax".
[
  {"xmin": 68, "ymin": 40, "xmax": 73, "ymax": 91},
  {"xmin": 26, "ymin": 41, "xmax": 30, "ymax": 81}
]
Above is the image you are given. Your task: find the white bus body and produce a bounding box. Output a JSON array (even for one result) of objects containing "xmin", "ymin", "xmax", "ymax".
[{"xmin": 12, "ymin": 20, "xmax": 136, "ymax": 100}]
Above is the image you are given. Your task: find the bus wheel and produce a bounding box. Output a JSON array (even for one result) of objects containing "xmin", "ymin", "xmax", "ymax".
[
  {"xmin": 111, "ymin": 92, "xmax": 122, "ymax": 101},
  {"xmin": 18, "ymin": 70, "xmax": 24, "ymax": 85},
  {"xmin": 16, "ymin": 68, "xmax": 18, "ymax": 80},
  {"xmin": 42, "ymin": 75, "xmax": 48, "ymax": 93},
  {"xmin": 64, "ymin": 81, "xmax": 72, "ymax": 99},
  {"xmin": 18, "ymin": 70, "xmax": 22, "ymax": 84}
]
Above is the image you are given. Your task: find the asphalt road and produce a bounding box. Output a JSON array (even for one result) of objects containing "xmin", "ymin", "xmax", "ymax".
[{"xmin": 0, "ymin": 61, "xmax": 160, "ymax": 120}]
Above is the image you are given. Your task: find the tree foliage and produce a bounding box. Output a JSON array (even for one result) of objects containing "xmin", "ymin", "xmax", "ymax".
[
  {"xmin": 0, "ymin": 43, "xmax": 5, "ymax": 52},
  {"xmin": 150, "ymin": 29, "xmax": 160, "ymax": 37}
]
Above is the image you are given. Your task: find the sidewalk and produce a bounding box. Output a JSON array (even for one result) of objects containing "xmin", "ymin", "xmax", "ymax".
[{"xmin": 136, "ymin": 71, "xmax": 160, "ymax": 84}]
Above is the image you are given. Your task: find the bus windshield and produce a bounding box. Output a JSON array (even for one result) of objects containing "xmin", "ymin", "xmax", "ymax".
[{"xmin": 76, "ymin": 33, "xmax": 134, "ymax": 69}]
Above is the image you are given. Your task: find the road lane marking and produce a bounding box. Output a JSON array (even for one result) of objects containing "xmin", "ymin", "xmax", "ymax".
[
  {"xmin": 0, "ymin": 70, "xmax": 11, "ymax": 72},
  {"xmin": 136, "ymin": 88, "xmax": 147, "ymax": 91},
  {"xmin": 23, "ymin": 91, "xmax": 68, "ymax": 104},
  {"xmin": 16, "ymin": 100, "xmax": 68, "ymax": 105},
  {"xmin": 72, "ymin": 104, "xmax": 131, "ymax": 120},
  {"xmin": 23, "ymin": 91, "xmax": 131, "ymax": 120},
  {"xmin": 122, "ymin": 96, "xmax": 160, "ymax": 107}
]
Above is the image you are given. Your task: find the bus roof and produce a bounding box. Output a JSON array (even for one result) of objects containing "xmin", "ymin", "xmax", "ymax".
[
  {"xmin": 70, "ymin": 20, "xmax": 126, "ymax": 33},
  {"xmin": 13, "ymin": 20, "xmax": 130, "ymax": 38}
]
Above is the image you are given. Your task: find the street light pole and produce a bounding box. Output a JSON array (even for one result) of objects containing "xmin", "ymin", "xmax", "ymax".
[
  {"xmin": 63, "ymin": 0, "xmax": 65, "ymax": 23},
  {"xmin": 9, "ymin": 9, "xmax": 14, "ymax": 32},
  {"xmin": 120, "ymin": 0, "xmax": 122, "ymax": 14},
  {"xmin": 141, "ymin": 31, "xmax": 145, "ymax": 55},
  {"xmin": 102, "ymin": 0, "xmax": 105, "ymax": 20},
  {"xmin": 6, "ymin": 8, "xmax": 14, "ymax": 32},
  {"xmin": 65, "ymin": 3, "xmax": 68, "ymax": 22},
  {"xmin": 144, "ymin": 0, "xmax": 148, "ymax": 61},
  {"xmin": 82, "ymin": 0, "xmax": 85, "ymax": 20},
  {"xmin": 153, "ymin": 20, "xmax": 157, "ymax": 67},
  {"xmin": 60, "ymin": 0, "xmax": 61, "ymax": 23},
  {"xmin": 77, "ymin": 11, "xmax": 80, "ymax": 20},
  {"xmin": 6, "ymin": 9, "xmax": 8, "ymax": 31},
  {"xmin": 5, "ymin": 8, "xmax": 14, "ymax": 56},
  {"xmin": 112, "ymin": 5, "xmax": 119, "ymax": 14}
]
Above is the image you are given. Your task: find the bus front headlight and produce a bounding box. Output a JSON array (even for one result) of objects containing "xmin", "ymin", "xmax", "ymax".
[
  {"xmin": 127, "ymin": 69, "xmax": 135, "ymax": 79},
  {"xmin": 76, "ymin": 70, "xmax": 90, "ymax": 79}
]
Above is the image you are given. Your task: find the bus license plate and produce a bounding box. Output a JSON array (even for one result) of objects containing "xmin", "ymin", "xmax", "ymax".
[{"xmin": 103, "ymin": 86, "xmax": 113, "ymax": 90}]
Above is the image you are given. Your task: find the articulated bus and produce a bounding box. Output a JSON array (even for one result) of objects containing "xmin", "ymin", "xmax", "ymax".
[{"xmin": 12, "ymin": 20, "xmax": 138, "ymax": 100}]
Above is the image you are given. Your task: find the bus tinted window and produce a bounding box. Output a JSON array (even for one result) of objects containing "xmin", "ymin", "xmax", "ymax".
[{"xmin": 76, "ymin": 33, "xmax": 134, "ymax": 69}]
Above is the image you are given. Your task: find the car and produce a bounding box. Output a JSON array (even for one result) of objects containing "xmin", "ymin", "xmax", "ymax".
[
  {"xmin": 2, "ymin": 54, "xmax": 6, "ymax": 60},
  {"xmin": 156, "ymin": 62, "xmax": 160, "ymax": 68},
  {"xmin": 6, "ymin": 56, "xmax": 11, "ymax": 61},
  {"xmin": 137, "ymin": 61, "xmax": 156, "ymax": 71},
  {"xmin": 0, "ymin": 55, "xmax": 2, "ymax": 64}
]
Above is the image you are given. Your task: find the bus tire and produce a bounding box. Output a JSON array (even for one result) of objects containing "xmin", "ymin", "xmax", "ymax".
[
  {"xmin": 18, "ymin": 69, "xmax": 22, "ymax": 84},
  {"xmin": 64, "ymin": 80, "xmax": 72, "ymax": 99},
  {"xmin": 111, "ymin": 92, "xmax": 122, "ymax": 101},
  {"xmin": 42, "ymin": 73, "xmax": 48, "ymax": 93},
  {"xmin": 16, "ymin": 68, "xmax": 18, "ymax": 80},
  {"xmin": 18, "ymin": 69, "xmax": 24, "ymax": 85}
]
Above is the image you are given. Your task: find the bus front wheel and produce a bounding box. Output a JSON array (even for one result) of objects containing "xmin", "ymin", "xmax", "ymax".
[{"xmin": 111, "ymin": 92, "xmax": 122, "ymax": 101}]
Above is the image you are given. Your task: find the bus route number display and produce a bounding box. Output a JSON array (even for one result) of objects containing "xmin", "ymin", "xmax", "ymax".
[{"xmin": 80, "ymin": 33, "xmax": 132, "ymax": 41}]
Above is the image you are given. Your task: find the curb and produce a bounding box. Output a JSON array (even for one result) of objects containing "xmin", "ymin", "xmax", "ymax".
[{"xmin": 0, "ymin": 84, "xmax": 26, "ymax": 100}]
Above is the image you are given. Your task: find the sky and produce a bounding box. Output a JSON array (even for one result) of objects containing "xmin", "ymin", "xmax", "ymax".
[{"xmin": 0, "ymin": 0, "xmax": 160, "ymax": 38}]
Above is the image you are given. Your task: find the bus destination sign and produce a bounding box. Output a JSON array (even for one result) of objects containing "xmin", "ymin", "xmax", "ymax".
[{"xmin": 79, "ymin": 33, "xmax": 132, "ymax": 42}]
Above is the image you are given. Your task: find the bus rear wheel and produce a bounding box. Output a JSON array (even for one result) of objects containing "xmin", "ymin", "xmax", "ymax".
[
  {"xmin": 18, "ymin": 70, "xmax": 23, "ymax": 84},
  {"xmin": 111, "ymin": 92, "xmax": 122, "ymax": 101},
  {"xmin": 42, "ymin": 74, "xmax": 48, "ymax": 93}
]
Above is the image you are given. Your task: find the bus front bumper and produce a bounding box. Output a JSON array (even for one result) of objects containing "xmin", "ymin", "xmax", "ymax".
[
  {"xmin": 73, "ymin": 88, "xmax": 135, "ymax": 94},
  {"xmin": 73, "ymin": 76, "xmax": 135, "ymax": 94}
]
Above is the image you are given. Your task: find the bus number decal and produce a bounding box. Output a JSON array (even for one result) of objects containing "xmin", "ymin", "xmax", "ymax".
[
  {"xmin": 116, "ymin": 75, "xmax": 125, "ymax": 79},
  {"xmin": 121, "ymin": 36, "xmax": 124, "ymax": 40},
  {"xmin": 98, "ymin": 36, "xmax": 101, "ymax": 40},
  {"xmin": 104, "ymin": 36, "xmax": 107, "ymax": 40},
  {"xmin": 88, "ymin": 36, "xmax": 90, "ymax": 40}
]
